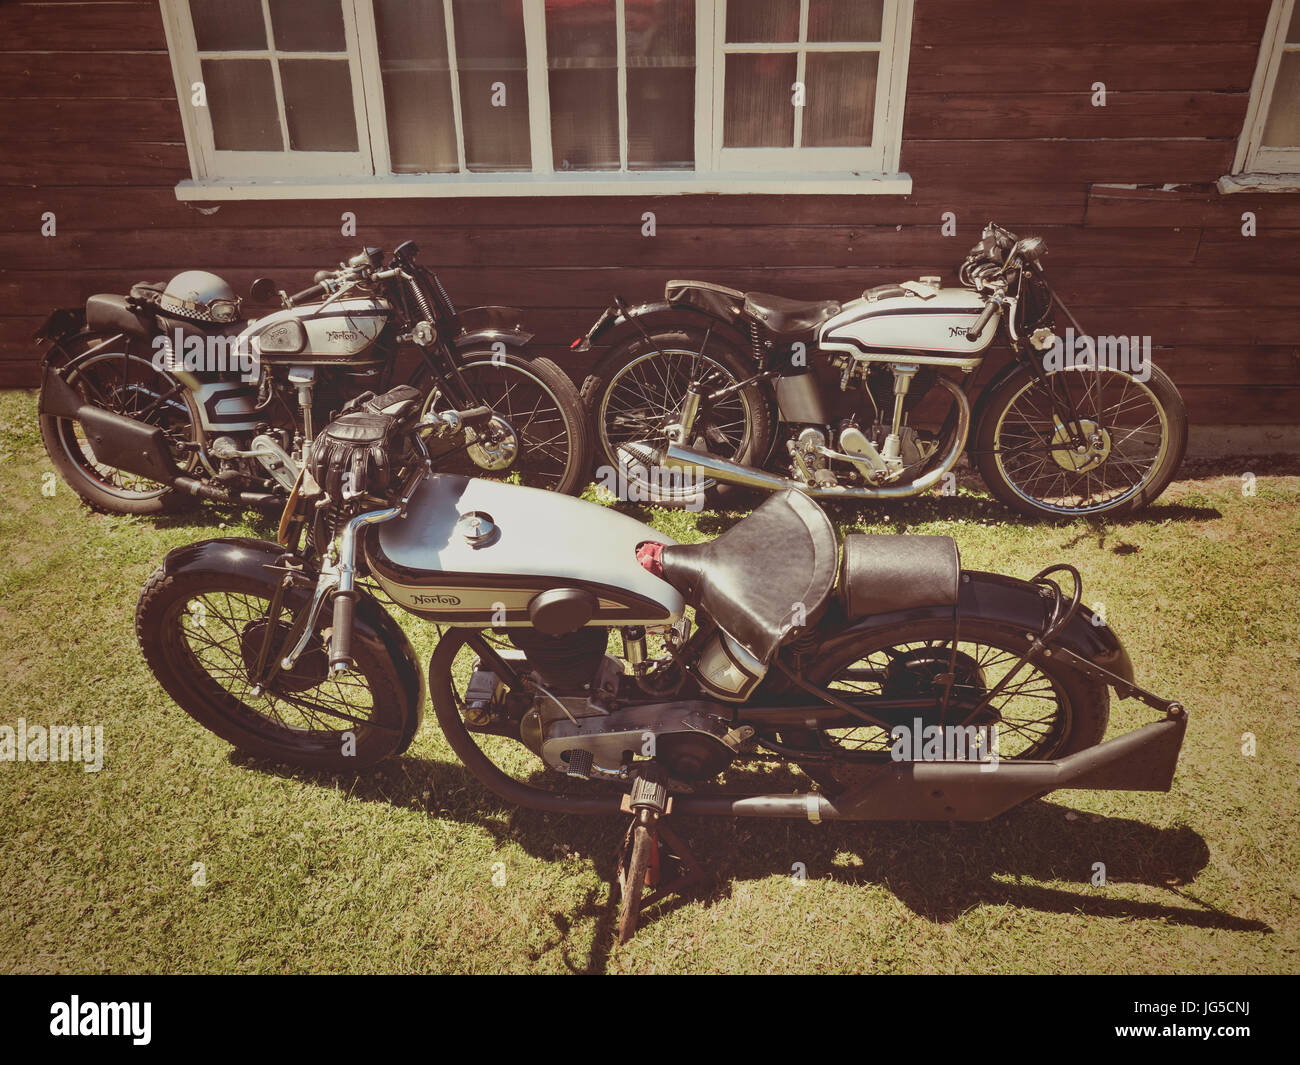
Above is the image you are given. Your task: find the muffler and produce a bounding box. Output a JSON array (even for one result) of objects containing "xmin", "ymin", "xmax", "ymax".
[
  {"xmin": 41, "ymin": 366, "xmax": 184, "ymax": 484},
  {"xmin": 664, "ymin": 376, "xmax": 971, "ymax": 500},
  {"xmin": 40, "ymin": 367, "xmax": 280, "ymax": 511},
  {"xmin": 447, "ymin": 709, "xmax": 1187, "ymax": 823}
]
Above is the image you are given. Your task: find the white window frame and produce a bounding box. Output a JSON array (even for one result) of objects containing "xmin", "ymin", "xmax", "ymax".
[
  {"xmin": 1223, "ymin": 0, "xmax": 1300, "ymax": 189},
  {"xmin": 161, "ymin": 0, "xmax": 913, "ymax": 199}
]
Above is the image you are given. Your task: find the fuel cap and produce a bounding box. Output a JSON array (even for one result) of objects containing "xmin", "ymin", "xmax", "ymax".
[{"xmin": 456, "ymin": 511, "xmax": 499, "ymax": 548}]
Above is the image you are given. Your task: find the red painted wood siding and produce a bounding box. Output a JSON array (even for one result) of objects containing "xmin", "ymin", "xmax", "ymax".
[{"xmin": 1, "ymin": 0, "xmax": 1296, "ymax": 427}]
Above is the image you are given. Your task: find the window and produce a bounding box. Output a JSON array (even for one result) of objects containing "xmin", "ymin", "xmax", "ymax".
[
  {"xmin": 161, "ymin": 0, "xmax": 914, "ymax": 197},
  {"xmin": 1231, "ymin": 0, "xmax": 1300, "ymax": 177}
]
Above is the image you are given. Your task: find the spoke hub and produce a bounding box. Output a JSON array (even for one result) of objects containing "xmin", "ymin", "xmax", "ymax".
[{"xmin": 1049, "ymin": 418, "xmax": 1110, "ymax": 472}]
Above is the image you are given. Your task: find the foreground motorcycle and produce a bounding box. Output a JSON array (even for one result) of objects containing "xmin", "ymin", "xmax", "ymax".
[
  {"xmin": 136, "ymin": 386, "xmax": 1186, "ymax": 941},
  {"xmin": 37, "ymin": 241, "xmax": 590, "ymax": 514},
  {"xmin": 577, "ymin": 222, "xmax": 1188, "ymax": 519}
]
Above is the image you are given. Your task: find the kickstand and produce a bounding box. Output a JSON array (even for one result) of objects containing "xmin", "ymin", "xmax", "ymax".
[{"xmin": 615, "ymin": 772, "xmax": 710, "ymax": 943}]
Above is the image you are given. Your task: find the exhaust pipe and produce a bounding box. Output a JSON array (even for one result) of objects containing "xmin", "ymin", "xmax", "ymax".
[
  {"xmin": 665, "ymin": 376, "xmax": 971, "ymax": 500},
  {"xmin": 447, "ymin": 710, "xmax": 1186, "ymax": 823},
  {"xmin": 40, "ymin": 367, "xmax": 281, "ymax": 512}
]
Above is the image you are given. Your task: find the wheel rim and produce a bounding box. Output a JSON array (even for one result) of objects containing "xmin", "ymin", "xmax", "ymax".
[
  {"xmin": 598, "ymin": 348, "xmax": 753, "ymax": 501},
  {"xmin": 55, "ymin": 350, "xmax": 196, "ymax": 500},
  {"xmin": 993, "ymin": 368, "xmax": 1169, "ymax": 516},
  {"xmin": 815, "ymin": 629, "xmax": 1073, "ymax": 760},
  {"xmin": 423, "ymin": 360, "xmax": 577, "ymax": 491},
  {"xmin": 170, "ymin": 588, "xmax": 388, "ymax": 750}
]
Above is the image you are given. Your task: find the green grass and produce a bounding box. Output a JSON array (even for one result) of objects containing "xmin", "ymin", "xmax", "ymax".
[{"xmin": 1, "ymin": 388, "xmax": 1297, "ymax": 973}]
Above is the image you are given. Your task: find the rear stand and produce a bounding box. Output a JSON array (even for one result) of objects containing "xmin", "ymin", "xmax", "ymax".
[{"xmin": 615, "ymin": 770, "xmax": 709, "ymax": 944}]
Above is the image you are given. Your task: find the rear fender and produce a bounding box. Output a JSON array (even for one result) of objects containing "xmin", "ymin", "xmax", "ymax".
[
  {"xmin": 156, "ymin": 537, "xmax": 426, "ymax": 751},
  {"xmin": 808, "ymin": 568, "xmax": 1135, "ymax": 689},
  {"xmin": 573, "ymin": 299, "xmax": 751, "ymax": 356}
]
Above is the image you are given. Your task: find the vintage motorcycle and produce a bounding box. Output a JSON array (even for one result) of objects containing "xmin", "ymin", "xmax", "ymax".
[
  {"xmin": 577, "ymin": 222, "xmax": 1188, "ymax": 519},
  {"xmin": 37, "ymin": 241, "xmax": 591, "ymax": 514},
  {"xmin": 135, "ymin": 385, "xmax": 1187, "ymax": 942}
]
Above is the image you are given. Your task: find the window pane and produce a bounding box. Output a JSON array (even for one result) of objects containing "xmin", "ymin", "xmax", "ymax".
[
  {"xmin": 726, "ymin": 0, "xmax": 800, "ymax": 43},
  {"xmin": 1262, "ymin": 53, "xmax": 1300, "ymax": 146},
  {"xmin": 280, "ymin": 59, "xmax": 359, "ymax": 151},
  {"xmin": 802, "ymin": 52, "xmax": 877, "ymax": 146},
  {"xmin": 201, "ymin": 58, "xmax": 281, "ymax": 149},
  {"xmin": 454, "ymin": 0, "xmax": 531, "ymax": 171},
  {"xmin": 627, "ymin": 0, "xmax": 695, "ymax": 169},
  {"xmin": 807, "ymin": 0, "xmax": 883, "ymax": 42},
  {"xmin": 724, "ymin": 52, "xmax": 797, "ymax": 147},
  {"xmin": 375, "ymin": 0, "xmax": 457, "ymax": 173},
  {"xmin": 546, "ymin": 0, "xmax": 618, "ymax": 170},
  {"xmin": 190, "ymin": 0, "xmax": 265, "ymax": 52},
  {"xmin": 269, "ymin": 0, "xmax": 347, "ymax": 52}
]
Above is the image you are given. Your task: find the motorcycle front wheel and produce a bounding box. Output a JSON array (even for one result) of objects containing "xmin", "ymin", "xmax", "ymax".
[
  {"xmin": 420, "ymin": 351, "xmax": 592, "ymax": 497},
  {"xmin": 136, "ymin": 566, "xmax": 418, "ymax": 770},
  {"xmin": 975, "ymin": 362, "xmax": 1187, "ymax": 520}
]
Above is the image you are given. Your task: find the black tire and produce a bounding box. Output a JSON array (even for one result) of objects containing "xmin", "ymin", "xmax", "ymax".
[
  {"xmin": 796, "ymin": 616, "xmax": 1109, "ymax": 763},
  {"xmin": 136, "ymin": 565, "xmax": 417, "ymax": 770},
  {"xmin": 975, "ymin": 362, "xmax": 1188, "ymax": 520},
  {"xmin": 421, "ymin": 351, "xmax": 593, "ymax": 497},
  {"xmin": 617, "ymin": 823, "xmax": 653, "ymax": 944},
  {"xmin": 581, "ymin": 327, "xmax": 774, "ymax": 509},
  {"xmin": 39, "ymin": 333, "xmax": 197, "ymax": 515}
]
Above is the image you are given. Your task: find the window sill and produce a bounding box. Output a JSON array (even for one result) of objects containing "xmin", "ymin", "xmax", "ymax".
[
  {"xmin": 1217, "ymin": 173, "xmax": 1300, "ymax": 194},
  {"xmin": 173, "ymin": 170, "xmax": 913, "ymax": 201}
]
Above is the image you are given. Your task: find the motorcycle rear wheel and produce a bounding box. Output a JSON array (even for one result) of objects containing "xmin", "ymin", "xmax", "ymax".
[
  {"xmin": 582, "ymin": 328, "xmax": 774, "ymax": 509},
  {"xmin": 793, "ymin": 616, "xmax": 1109, "ymax": 763},
  {"xmin": 39, "ymin": 333, "xmax": 198, "ymax": 515}
]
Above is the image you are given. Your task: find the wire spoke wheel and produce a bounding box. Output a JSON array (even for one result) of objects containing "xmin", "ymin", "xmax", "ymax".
[
  {"xmin": 992, "ymin": 369, "xmax": 1170, "ymax": 515},
  {"xmin": 799, "ymin": 618, "xmax": 1109, "ymax": 762},
  {"xmin": 177, "ymin": 589, "xmax": 381, "ymax": 737},
  {"xmin": 137, "ymin": 568, "xmax": 415, "ymax": 770},
  {"xmin": 45, "ymin": 344, "xmax": 197, "ymax": 504},
  {"xmin": 422, "ymin": 356, "xmax": 589, "ymax": 495}
]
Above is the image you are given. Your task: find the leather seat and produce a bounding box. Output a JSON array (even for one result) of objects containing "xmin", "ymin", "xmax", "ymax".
[
  {"xmin": 743, "ymin": 292, "xmax": 842, "ymax": 340},
  {"xmin": 659, "ymin": 489, "xmax": 838, "ymax": 662}
]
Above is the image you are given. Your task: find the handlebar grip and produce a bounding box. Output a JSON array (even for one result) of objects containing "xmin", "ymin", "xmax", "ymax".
[
  {"xmin": 456, "ymin": 405, "xmax": 494, "ymax": 431},
  {"xmin": 289, "ymin": 282, "xmax": 327, "ymax": 305},
  {"xmin": 329, "ymin": 590, "xmax": 357, "ymax": 672},
  {"xmin": 966, "ymin": 300, "xmax": 1000, "ymax": 343}
]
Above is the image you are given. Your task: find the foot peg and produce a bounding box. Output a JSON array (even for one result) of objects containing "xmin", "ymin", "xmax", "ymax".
[{"xmin": 564, "ymin": 749, "xmax": 594, "ymax": 779}]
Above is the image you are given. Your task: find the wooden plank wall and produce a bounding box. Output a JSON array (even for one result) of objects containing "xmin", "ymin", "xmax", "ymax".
[{"xmin": 1, "ymin": 0, "xmax": 1296, "ymax": 428}]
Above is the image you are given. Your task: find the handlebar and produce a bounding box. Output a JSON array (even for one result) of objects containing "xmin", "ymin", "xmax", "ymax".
[
  {"xmin": 288, "ymin": 282, "xmax": 328, "ymax": 305},
  {"xmin": 329, "ymin": 589, "xmax": 357, "ymax": 672},
  {"xmin": 966, "ymin": 298, "xmax": 1000, "ymax": 344}
]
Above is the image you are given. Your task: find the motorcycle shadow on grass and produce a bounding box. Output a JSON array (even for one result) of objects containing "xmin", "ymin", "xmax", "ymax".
[{"xmin": 229, "ymin": 751, "xmax": 1265, "ymax": 974}]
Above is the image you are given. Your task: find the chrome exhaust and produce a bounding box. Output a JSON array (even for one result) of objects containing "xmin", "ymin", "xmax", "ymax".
[{"xmin": 663, "ymin": 376, "xmax": 972, "ymax": 501}]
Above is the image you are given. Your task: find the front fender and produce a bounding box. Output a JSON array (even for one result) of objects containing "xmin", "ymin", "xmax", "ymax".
[
  {"xmin": 157, "ymin": 537, "xmax": 426, "ymax": 751},
  {"xmin": 455, "ymin": 305, "xmax": 534, "ymax": 349},
  {"xmin": 811, "ymin": 568, "xmax": 1135, "ymax": 689}
]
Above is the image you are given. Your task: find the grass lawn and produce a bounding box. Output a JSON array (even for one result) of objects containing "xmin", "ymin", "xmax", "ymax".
[{"xmin": 0, "ymin": 387, "xmax": 1296, "ymax": 974}]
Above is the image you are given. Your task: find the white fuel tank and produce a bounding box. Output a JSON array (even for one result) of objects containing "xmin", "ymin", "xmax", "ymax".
[
  {"xmin": 819, "ymin": 286, "xmax": 994, "ymax": 367},
  {"xmin": 366, "ymin": 474, "xmax": 685, "ymax": 627}
]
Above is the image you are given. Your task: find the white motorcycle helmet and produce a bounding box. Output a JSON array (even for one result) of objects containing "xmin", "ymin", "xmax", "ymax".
[{"xmin": 156, "ymin": 270, "xmax": 242, "ymax": 324}]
